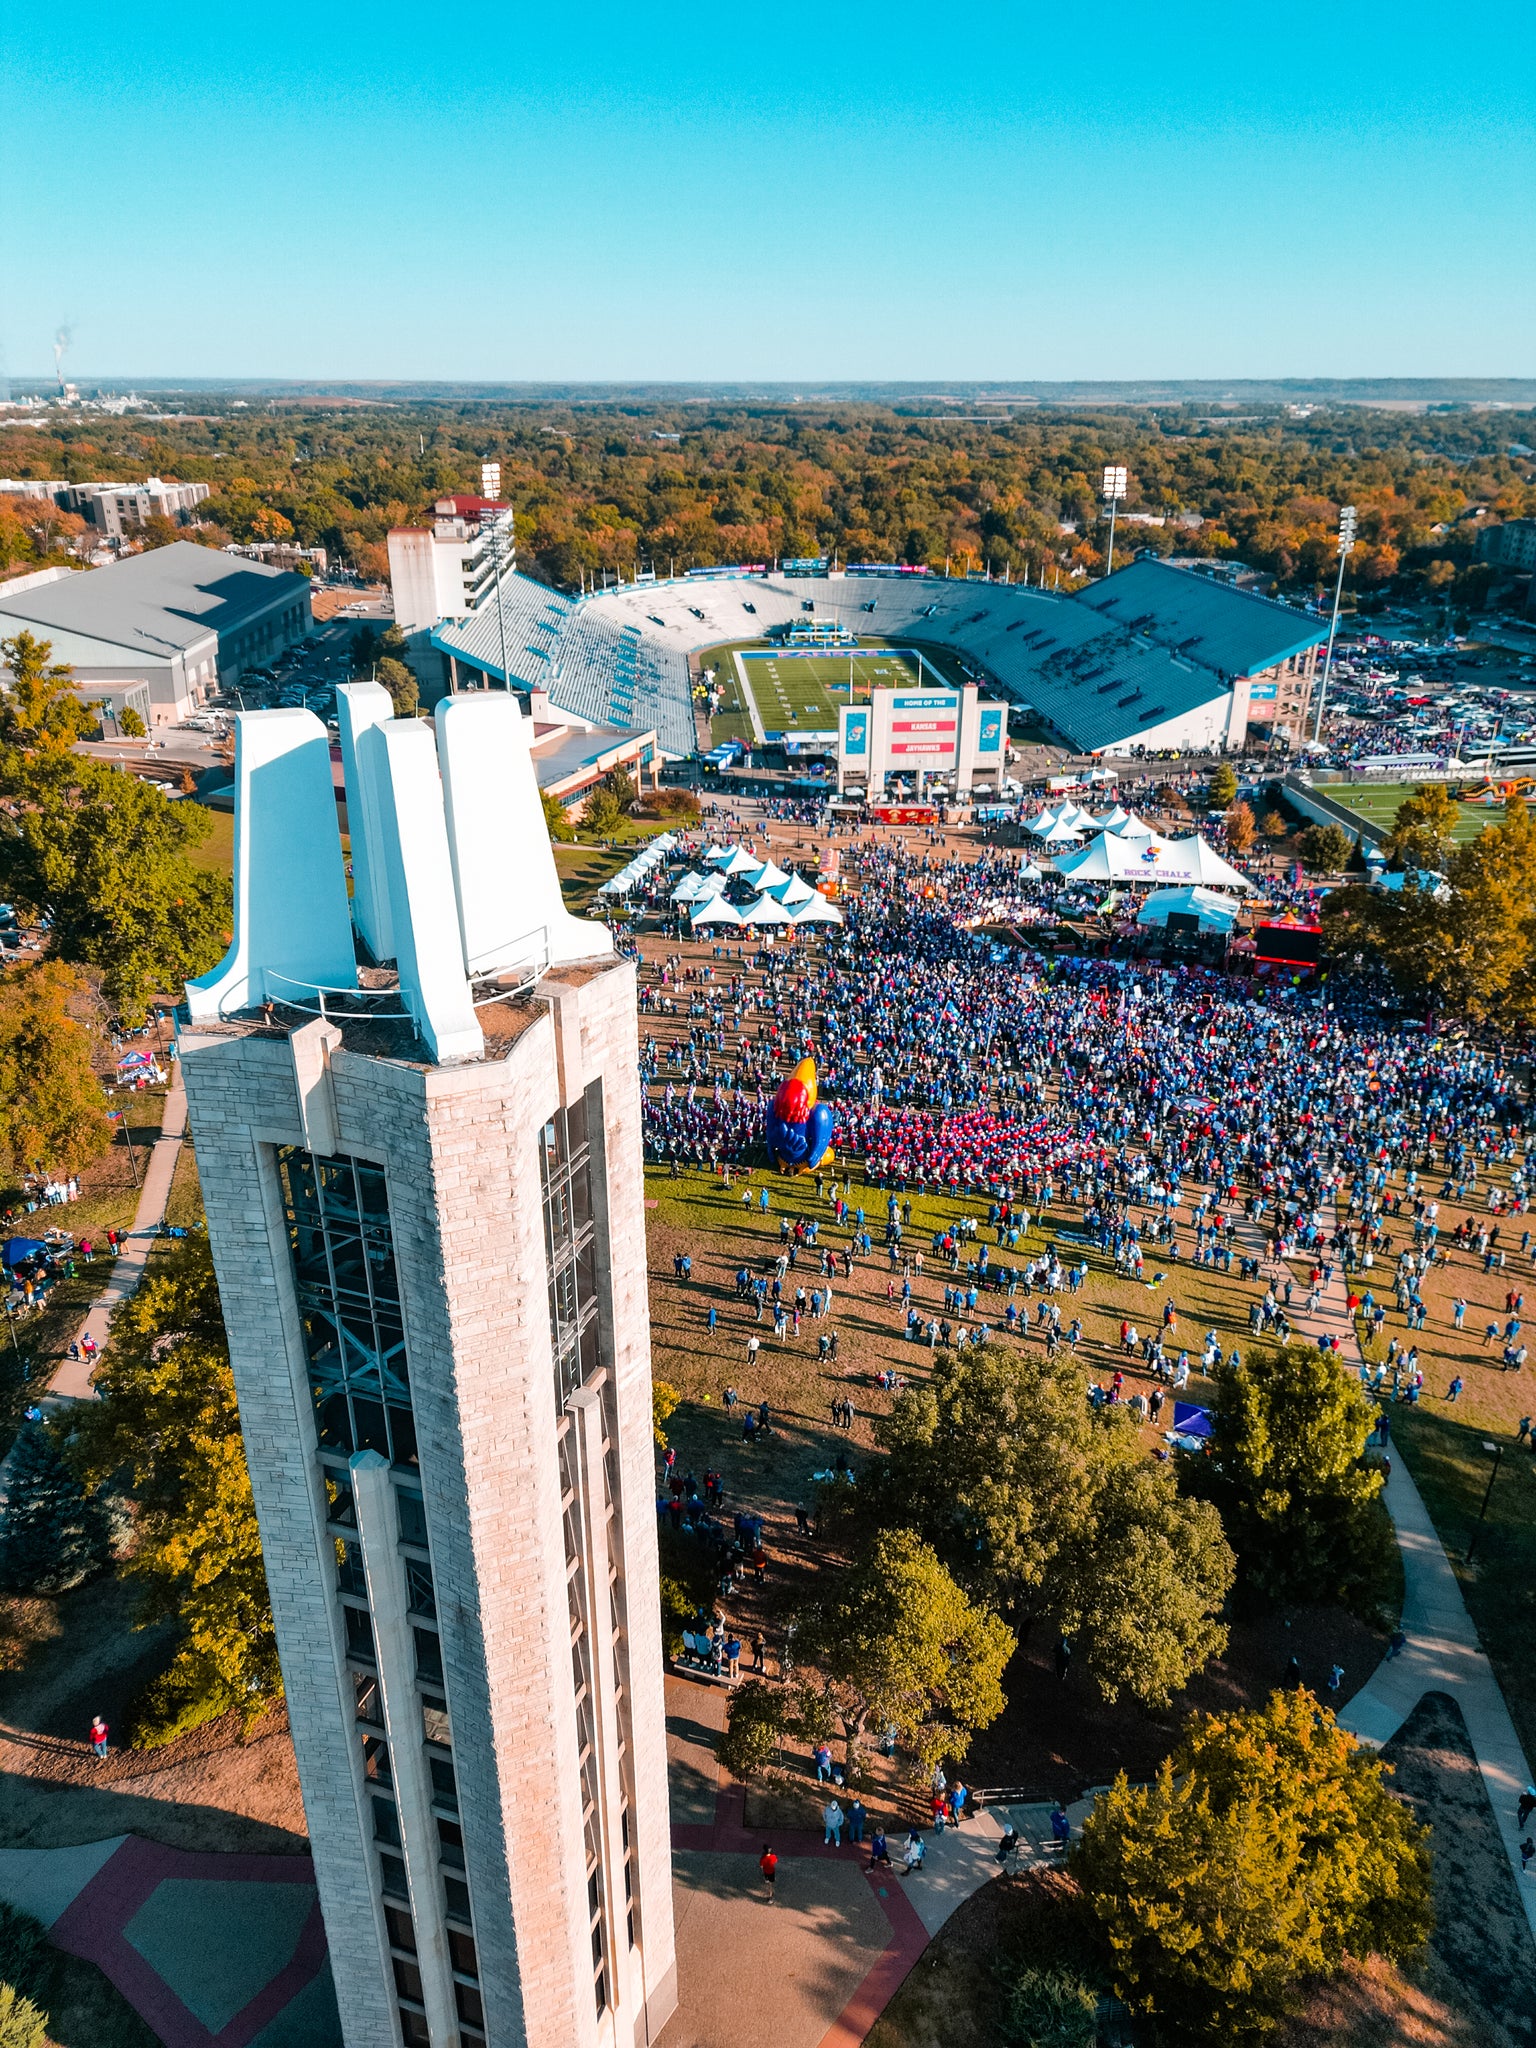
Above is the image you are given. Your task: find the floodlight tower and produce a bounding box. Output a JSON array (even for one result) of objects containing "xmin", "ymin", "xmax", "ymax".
[
  {"xmin": 1311, "ymin": 504, "xmax": 1358, "ymax": 746},
  {"xmin": 1101, "ymin": 466, "xmax": 1128, "ymax": 578}
]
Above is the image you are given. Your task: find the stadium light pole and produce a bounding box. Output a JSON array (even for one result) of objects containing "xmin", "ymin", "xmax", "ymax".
[
  {"xmin": 1102, "ymin": 465, "xmax": 1128, "ymax": 578},
  {"xmin": 1311, "ymin": 505, "xmax": 1358, "ymax": 746}
]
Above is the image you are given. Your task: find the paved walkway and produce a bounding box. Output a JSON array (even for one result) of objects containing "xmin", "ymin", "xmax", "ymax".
[
  {"xmin": 49, "ymin": 1072, "xmax": 187, "ymax": 1404},
  {"xmin": 1229, "ymin": 1195, "xmax": 1536, "ymax": 1939},
  {"xmin": 0, "ymin": 1833, "xmax": 338, "ymax": 2047}
]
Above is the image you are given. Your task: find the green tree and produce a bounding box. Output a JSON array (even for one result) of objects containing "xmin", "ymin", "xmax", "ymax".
[
  {"xmin": 0, "ymin": 632, "xmax": 94, "ymax": 750},
  {"xmin": 717, "ymin": 1680, "xmax": 786, "ymax": 1782},
  {"xmin": 1207, "ymin": 762, "xmax": 1238, "ymax": 808},
  {"xmin": 0, "ymin": 961, "xmax": 110, "ymax": 1179},
  {"xmin": 350, "ymin": 624, "xmax": 382, "ymax": 674},
  {"xmin": 118, "ymin": 704, "xmax": 146, "ymax": 739},
  {"xmin": 540, "ymin": 788, "xmax": 575, "ymax": 842},
  {"xmin": 379, "ymin": 623, "xmax": 412, "ymax": 662},
  {"xmin": 0, "ymin": 1420, "xmax": 115, "ymax": 1595},
  {"xmin": 1186, "ymin": 1342, "xmax": 1387, "ymax": 1609},
  {"xmin": 1297, "ymin": 821, "xmax": 1353, "ymax": 873},
  {"xmin": 603, "ymin": 766, "xmax": 638, "ymax": 812},
  {"xmin": 1074, "ymin": 1689, "xmax": 1431, "ymax": 2042},
  {"xmin": 0, "ymin": 751, "xmax": 232, "ymax": 1021},
  {"xmin": 70, "ymin": 1236, "xmax": 281, "ymax": 1743},
  {"xmin": 582, "ymin": 786, "xmax": 623, "ymax": 836},
  {"xmin": 374, "ymin": 656, "xmax": 418, "ymax": 717},
  {"xmin": 878, "ymin": 1348, "xmax": 1234, "ymax": 1703},
  {"xmin": 797, "ymin": 1528, "xmax": 1014, "ymax": 1772},
  {"xmin": 1050, "ymin": 1463, "xmax": 1233, "ymax": 1707},
  {"xmin": 1384, "ymin": 781, "xmax": 1460, "ymax": 870}
]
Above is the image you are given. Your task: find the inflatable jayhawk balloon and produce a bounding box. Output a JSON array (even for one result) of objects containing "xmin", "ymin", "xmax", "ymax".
[{"xmin": 765, "ymin": 1057, "xmax": 835, "ymax": 1175}]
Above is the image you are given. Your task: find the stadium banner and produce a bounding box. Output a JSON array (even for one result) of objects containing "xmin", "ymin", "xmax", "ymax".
[
  {"xmin": 978, "ymin": 708, "xmax": 1004, "ymax": 752},
  {"xmin": 842, "ymin": 709, "xmax": 869, "ymax": 756},
  {"xmin": 1248, "ymin": 681, "xmax": 1279, "ymax": 702}
]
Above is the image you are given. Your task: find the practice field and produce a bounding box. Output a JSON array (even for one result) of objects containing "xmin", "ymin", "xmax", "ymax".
[
  {"xmin": 1321, "ymin": 781, "xmax": 1504, "ymax": 846},
  {"xmin": 736, "ymin": 646, "xmax": 924, "ymax": 736}
]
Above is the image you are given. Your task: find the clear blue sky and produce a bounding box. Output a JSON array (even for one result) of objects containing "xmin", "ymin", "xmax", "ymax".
[{"xmin": 6, "ymin": 0, "xmax": 1532, "ymax": 382}]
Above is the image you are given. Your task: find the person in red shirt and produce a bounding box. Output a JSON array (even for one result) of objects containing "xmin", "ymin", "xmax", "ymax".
[
  {"xmin": 760, "ymin": 1846, "xmax": 778, "ymax": 1902},
  {"xmin": 90, "ymin": 1714, "xmax": 109, "ymax": 1759}
]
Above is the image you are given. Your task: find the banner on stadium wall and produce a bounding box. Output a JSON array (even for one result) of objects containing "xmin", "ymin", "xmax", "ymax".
[
  {"xmin": 978, "ymin": 708, "xmax": 1004, "ymax": 752},
  {"xmin": 1248, "ymin": 681, "xmax": 1279, "ymax": 703},
  {"xmin": 842, "ymin": 709, "xmax": 869, "ymax": 756},
  {"xmin": 889, "ymin": 688, "xmax": 960, "ymax": 760}
]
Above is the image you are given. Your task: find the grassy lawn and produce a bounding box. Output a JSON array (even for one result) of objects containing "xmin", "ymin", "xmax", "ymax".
[
  {"xmin": 1321, "ymin": 781, "xmax": 1498, "ymax": 845},
  {"xmin": 162, "ymin": 1134, "xmax": 205, "ymax": 1231},
  {"xmin": 552, "ymin": 827, "xmax": 676, "ymax": 914},
  {"xmin": 183, "ymin": 803, "xmax": 235, "ymax": 875}
]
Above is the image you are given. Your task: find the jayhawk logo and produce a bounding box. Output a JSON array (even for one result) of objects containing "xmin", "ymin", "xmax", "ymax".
[{"xmin": 1139, "ymin": 844, "xmax": 1161, "ymax": 865}]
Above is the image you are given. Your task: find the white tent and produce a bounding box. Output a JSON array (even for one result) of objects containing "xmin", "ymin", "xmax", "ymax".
[
  {"xmin": 709, "ymin": 846, "xmax": 763, "ymax": 877},
  {"xmin": 1031, "ymin": 816, "xmax": 1087, "ymax": 847},
  {"xmin": 746, "ymin": 859, "xmax": 792, "ymax": 892},
  {"xmin": 1136, "ymin": 885, "xmax": 1241, "ymax": 932},
  {"xmin": 788, "ymin": 894, "xmax": 844, "ymax": 925},
  {"xmin": 691, "ymin": 897, "xmax": 745, "ymax": 926},
  {"xmin": 672, "ymin": 869, "xmax": 728, "ymax": 904},
  {"xmin": 1052, "ymin": 830, "xmax": 1256, "ymax": 891},
  {"xmin": 1019, "ymin": 861, "xmax": 1045, "ymax": 882},
  {"xmin": 768, "ymin": 874, "xmax": 817, "ymax": 906},
  {"xmin": 701, "ymin": 844, "xmax": 735, "ymax": 867},
  {"xmin": 738, "ymin": 896, "xmax": 793, "ymax": 926},
  {"xmin": 1090, "ymin": 806, "xmax": 1154, "ymax": 837}
]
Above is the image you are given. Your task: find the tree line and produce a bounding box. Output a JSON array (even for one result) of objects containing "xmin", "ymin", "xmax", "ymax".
[{"xmin": 2, "ymin": 400, "xmax": 1531, "ymax": 601}]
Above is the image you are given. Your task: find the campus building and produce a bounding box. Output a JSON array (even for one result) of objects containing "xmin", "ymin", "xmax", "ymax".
[
  {"xmin": 177, "ymin": 686, "xmax": 676, "ymax": 2048},
  {"xmin": 0, "ymin": 541, "xmax": 312, "ymax": 724}
]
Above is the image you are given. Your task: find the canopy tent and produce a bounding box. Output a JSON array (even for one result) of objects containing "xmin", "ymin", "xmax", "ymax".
[
  {"xmin": 701, "ymin": 844, "xmax": 735, "ymax": 867},
  {"xmin": 3, "ymin": 1237, "xmax": 45, "ymax": 1267},
  {"xmin": 1030, "ymin": 817, "xmax": 1087, "ymax": 847},
  {"xmin": 649, "ymin": 833, "xmax": 678, "ymax": 853},
  {"xmin": 738, "ymin": 896, "xmax": 793, "ymax": 926},
  {"xmin": 1019, "ymin": 861, "xmax": 1045, "ymax": 882},
  {"xmin": 1024, "ymin": 800, "xmax": 1093, "ymax": 840},
  {"xmin": 708, "ymin": 846, "xmax": 764, "ymax": 877},
  {"xmin": 768, "ymin": 874, "xmax": 817, "ymax": 907},
  {"xmin": 1052, "ymin": 830, "xmax": 1255, "ymax": 891},
  {"xmin": 117, "ymin": 1049, "xmax": 158, "ymax": 1071},
  {"xmin": 745, "ymin": 860, "xmax": 791, "ymax": 893},
  {"xmin": 1093, "ymin": 807, "xmax": 1154, "ymax": 838},
  {"xmin": 1136, "ymin": 885, "xmax": 1241, "ymax": 933},
  {"xmin": 1172, "ymin": 1402, "xmax": 1213, "ymax": 1439},
  {"xmin": 788, "ymin": 894, "xmax": 845, "ymax": 925},
  {"xmin": 671, "ymin": 869, "xmax": 728, "ymax": 904},
  {"xmin": 690, "ymin": 898, "xmax": 744, "ymax": 926}
]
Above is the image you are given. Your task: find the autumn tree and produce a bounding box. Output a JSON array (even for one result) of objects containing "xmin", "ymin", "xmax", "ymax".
[
  {"xmin": 796, "ymin": 1529, "xmax": 1013, "ymax": 1772},
  {"xmin": 69, "ymin": 1235, "xmax": 280, "ymax": 1743},
  {"xmin": 1226, "ymin": 800, "xmax": 1256, "ymax": 854},
  {"xmin": 1185, "ymin": 1342, "xmax": 1388, "ymax": 1610},
  {"xmin": 0, "ymin": 961, "xmax": 110, "ymax": 1180},
  {"xmin": 0, "ymin": 751, "xmax": 231, "ymax": 1020},
  {"xmin": 1324, "ymin": 796, "xmax": 1536, "ymax": 1028},
  {"xmin": 1074, "ymin": 1689, "xmax": 1432, "ymax": 2041},
  {"xmin": 1384, "ymin": 781, "xmax": 1460, "ymax": 870},
  {"xmin": 0, "ymin": 632, "xmax": 95, "ymax": 750}
]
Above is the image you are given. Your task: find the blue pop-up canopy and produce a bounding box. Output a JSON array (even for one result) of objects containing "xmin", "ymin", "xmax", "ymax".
[
  {"xmin": 3, "ymin": 1238, "xmax": 46, "ymax": 1267},
  {"xmin": 1172, "ymin": 1401, "xmax": 1213, "ymax": 1439}
]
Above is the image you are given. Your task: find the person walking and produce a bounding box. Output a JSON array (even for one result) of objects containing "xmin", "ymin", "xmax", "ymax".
[
  {"xmin": 760, "ymin": 1845, "xmax": 778, "ymax": 1902},
  {"xmin": 89, "ymin": 1714, "xmax": 109, "ymax": 1759},
  {"xmin": 813, "ymin": 1741, "xmax": 833, "ymax": 1783}
]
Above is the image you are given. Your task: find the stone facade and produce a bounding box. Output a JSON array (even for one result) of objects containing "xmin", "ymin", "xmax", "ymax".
[{"xmin": 179, "ymin": 955, "xmax": 675, "ymax": 2048}]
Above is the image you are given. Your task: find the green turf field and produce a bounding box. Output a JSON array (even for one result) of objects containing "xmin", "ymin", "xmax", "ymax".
[
  {"xmin": 737, "ymin": 647, "xmax": 923, "ymax": 734},
  {"xmin": 1321, "ymin": 781, "xmax": 1504, "ymax": 845}
]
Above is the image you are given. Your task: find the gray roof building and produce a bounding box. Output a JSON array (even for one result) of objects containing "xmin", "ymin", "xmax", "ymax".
[{"xmin": 0, "ymin": 541, "xmax": 312, "ymax": 725}]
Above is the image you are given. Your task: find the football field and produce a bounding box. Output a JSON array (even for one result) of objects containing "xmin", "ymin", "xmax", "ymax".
[
  {"xmin": 1322, "ymin": 781, "xmax": 1501, "ymax": 846},
  {"xmin": 736, "ymin": 646, "xmax": 923, "ymax": 735}
]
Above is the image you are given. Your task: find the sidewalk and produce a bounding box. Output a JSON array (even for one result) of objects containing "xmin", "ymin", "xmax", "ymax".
[
  {"xmin": 1234, "ymin": 1197, "xmax": 1536, "ymax": 1940},
  {"xmin": 48, "ymin": 1073, "xmax": 187, "ymax": 1404}
]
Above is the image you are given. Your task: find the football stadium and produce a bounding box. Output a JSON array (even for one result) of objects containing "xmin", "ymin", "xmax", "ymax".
[{"xmin": 432, "ymin": 557, "xmax": 1330, "ymax": 767}]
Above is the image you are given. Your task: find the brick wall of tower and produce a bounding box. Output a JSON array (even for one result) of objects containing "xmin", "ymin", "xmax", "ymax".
[
  {"xmin": 179, "ymin": 955, "xmax": 677, "ymax": 2048},
  {"xmin": 179, "ymin": 1030, "xmax": 399, "ymax": 2048}
]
